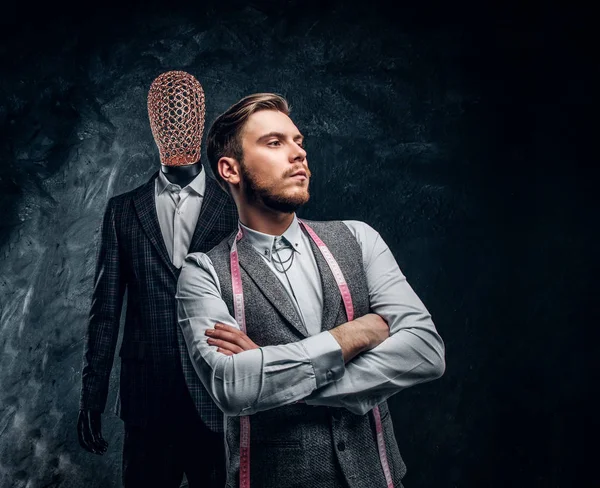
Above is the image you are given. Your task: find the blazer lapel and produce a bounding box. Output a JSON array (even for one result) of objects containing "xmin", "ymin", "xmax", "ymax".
[
  {"xmin": 188, "ymin": 175, "xmax": 229, "ymax": 252},
  {"xmin": 308, "ymin": 237, "xmax": 343, "ymax": 332},
  {"xmin": 234, "ymin": 235, "xmax": 309, "ymax": 338},
  {"xmin": 133, "ymin": 172, "xmax": 178, "ymax": 278}
]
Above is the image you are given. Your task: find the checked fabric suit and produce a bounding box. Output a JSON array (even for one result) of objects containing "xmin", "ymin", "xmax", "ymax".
[{"xmin": 79, "ymin": 168, "xmax": 237, "ymax": 485}]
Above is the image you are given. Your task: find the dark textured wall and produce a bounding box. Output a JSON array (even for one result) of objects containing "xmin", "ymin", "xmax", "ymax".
[{"xmin": 0, "ymin": 1, "xmax": 593, "ymax": 487}]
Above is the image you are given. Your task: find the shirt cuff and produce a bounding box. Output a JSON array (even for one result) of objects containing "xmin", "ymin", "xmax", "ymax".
[{"xmin": 300, "ymin": 331, "xmax": 345, "ymax": 389}]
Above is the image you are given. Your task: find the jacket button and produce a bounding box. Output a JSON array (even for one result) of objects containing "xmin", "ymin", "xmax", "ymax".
[{"xmin": 337, "ymin": 441, "xmax": 345, "ymax": 451}]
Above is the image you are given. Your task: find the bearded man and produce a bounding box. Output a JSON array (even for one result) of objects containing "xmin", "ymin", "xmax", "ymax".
[{"xmin": 177, "ymin": 93, "xmax": 445, "ymax": 488}]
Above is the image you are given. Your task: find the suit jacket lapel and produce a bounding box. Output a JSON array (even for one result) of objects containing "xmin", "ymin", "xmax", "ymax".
[
  {"xmin": 233, "ymin": 234, "xmax": 309, "ymax": 338},
  {"xmin": 133, "ymin": 172, "xmax": 179, "ymax": 278},
  {"xmin": 189, "ymin": 175, "xmax": 228, "ymax": 253},
  {"xmin": 307, "ymin": 236, "xmax": 343, "ymax": 332}
]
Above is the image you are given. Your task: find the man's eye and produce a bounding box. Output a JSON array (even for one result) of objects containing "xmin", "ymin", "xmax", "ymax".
[{"xmin": 268, "ymin": 140, "xmax": 281, "ymax": 146}]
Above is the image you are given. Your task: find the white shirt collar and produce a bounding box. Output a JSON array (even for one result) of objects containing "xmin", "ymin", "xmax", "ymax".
[
  {"xmin": 155, "ymin": 167, "xmax": 206, "ymax": 197},
  {"xmin": 239, "ymin": 214, "xmax": 303, "ymax": 262}
]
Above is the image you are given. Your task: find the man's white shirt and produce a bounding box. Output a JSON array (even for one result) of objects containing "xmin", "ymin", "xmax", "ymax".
[{"xmin": 176, "ymin": 215, "xmax": 445, "ymax": 416}]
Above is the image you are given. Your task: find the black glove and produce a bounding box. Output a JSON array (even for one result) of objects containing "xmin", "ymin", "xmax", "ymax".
[{"xmin": 77, "ymin": 409, "xmax": 108, "ymax": 455}]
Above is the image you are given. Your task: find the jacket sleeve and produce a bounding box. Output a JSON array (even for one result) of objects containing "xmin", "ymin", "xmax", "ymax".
[{"xmin": 79, "ymin": 197, "xmax": 126, "ymax": 412}]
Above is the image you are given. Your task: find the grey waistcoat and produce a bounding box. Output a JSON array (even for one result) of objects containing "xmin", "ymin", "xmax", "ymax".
[{"xmin": 208, "ymin": 220, "xmax": 407, "ymax": 488}]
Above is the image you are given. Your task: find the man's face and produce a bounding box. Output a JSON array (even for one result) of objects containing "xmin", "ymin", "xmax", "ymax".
[{"xmin": 238, "ymin": 110, "xmax": 311, "ymax": 213}]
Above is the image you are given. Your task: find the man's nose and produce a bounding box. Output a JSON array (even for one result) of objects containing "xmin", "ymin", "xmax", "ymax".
[{"xmin": 290, "ymin": 144, "xmax": 307, "ymax": 162}]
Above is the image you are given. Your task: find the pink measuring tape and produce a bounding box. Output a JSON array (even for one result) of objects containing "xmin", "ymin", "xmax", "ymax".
[{"xmin": 229, "ymin": 220, "xmax": 394, "ymax": 488}]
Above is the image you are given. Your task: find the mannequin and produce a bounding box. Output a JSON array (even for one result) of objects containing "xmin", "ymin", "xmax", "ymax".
[
  {"xmin": 78, "ymin": 69, "xmax": 207, "ymax": 455},
  {"xmin": 76, "ymin": 72, "xmax": 236, "ymax": 488}
]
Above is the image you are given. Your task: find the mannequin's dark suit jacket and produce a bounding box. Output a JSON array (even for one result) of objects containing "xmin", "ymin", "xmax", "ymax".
[{"xmin": 79, "ymin": 169, "xmax": 238, "ymax": 430}]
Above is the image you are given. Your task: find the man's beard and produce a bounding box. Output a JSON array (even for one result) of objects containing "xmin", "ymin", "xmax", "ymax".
[{"xmin": 240, "ymin": 163, "xmax": 310, "ymax": 213}]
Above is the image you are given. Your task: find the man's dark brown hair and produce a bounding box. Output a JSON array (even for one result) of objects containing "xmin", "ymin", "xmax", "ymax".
[{"xmin": 206, "ymin": 93, "xmax": 290, "ymax": 192}]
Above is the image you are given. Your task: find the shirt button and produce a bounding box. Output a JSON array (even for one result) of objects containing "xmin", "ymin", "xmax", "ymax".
[
  {"xmin": 337, "ymin": 441, "xmax": 345, "ymax": 451},
  {"xmin": 326, "ymin": 370, "xmax": 332, "ymax": 379}
]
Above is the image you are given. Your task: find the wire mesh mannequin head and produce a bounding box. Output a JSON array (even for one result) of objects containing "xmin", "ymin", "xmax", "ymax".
[{"xmin": 147, "ymin": 71, "xmax": 206, "ymax": 166}]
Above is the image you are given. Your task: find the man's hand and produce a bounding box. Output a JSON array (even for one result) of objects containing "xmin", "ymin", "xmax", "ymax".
[
  {"xmin": 77, "ymin": 409, "xmax": 108, "ymax": 455},
  {"xmin": 205, "ymin": 323, "xmax": 260, "ymax": 355},
  {"xmin": 329, "ymin": 313, "xmax": 390, "ymax": 363},
  {"xmin": 353, "ymin": 313, "xmax": 390, "ymax": 350}
]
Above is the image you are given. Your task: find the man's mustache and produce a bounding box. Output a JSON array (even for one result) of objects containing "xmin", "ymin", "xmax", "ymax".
[{"xmin": 283, "ymin": 165, "xmax": 312, "ymax": 178}]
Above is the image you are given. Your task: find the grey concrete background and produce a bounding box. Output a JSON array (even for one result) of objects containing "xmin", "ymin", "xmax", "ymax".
[{"xmin": 0, "ymin": 1, "xmax": 593, "ymax": 487}]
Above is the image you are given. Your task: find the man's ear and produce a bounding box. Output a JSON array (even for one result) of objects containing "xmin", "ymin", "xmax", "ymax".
[{"xmin": 218, "ymin": 157, "xmax": 241, "ymax": 187}]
